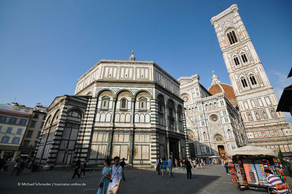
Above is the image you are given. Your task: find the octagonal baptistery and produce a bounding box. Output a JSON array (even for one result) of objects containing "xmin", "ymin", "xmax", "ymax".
[{"xmin": 36, "ymin": 53, "xmax": 189, "ymax": 170}]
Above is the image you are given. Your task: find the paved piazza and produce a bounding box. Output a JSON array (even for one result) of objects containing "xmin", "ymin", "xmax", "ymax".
[{"xmin": 1, "ymin": 165, "xmax": 291, "ymax": 194}]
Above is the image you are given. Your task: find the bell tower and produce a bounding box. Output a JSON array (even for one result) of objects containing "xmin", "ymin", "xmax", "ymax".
[{"xmin": 210, "ymin": 4, "xmax": 292, "ymax": 153}]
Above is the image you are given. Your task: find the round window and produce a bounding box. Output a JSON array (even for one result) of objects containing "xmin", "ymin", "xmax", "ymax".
[{"xmin": 209, "ymin": 114, "xmax": 219, "ymax": 122}]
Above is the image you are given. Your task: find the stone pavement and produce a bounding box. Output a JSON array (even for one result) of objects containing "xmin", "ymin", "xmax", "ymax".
[{"xmin": 1, "ymin": 164, "xmax": 291, "ymax": 194}]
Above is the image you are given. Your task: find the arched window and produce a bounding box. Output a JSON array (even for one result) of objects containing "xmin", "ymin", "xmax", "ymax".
[
  {"xmin": 241, "ymin": 54, "xmax": 248, "ymax": 63},
  {"xmin": 68, "ymin": 110, "xmax": 81, "ymax": 118},
  {"xmin": 234, "ymin": 57, "xmax": 240, "ymax": 66},
  {"xmin": 12, "ymin": 137, "xmax": 20, "ymax": 144},
  {"xmin": 120, "ymin": 98, "xmax": 127, "ymax": 110},
  {"xmin": 227, "ymin": 129, "xmax": 232, "ymax": 138},
  {"xmin": 255, "ymin": 112, "xmax": 260, "ymax": 120},
  {"xmin": 45, "ymin": 115, "xmax": 51, "ymax": 128},
  {"xmin": 241, "ymin": 78, "xmax": 248, "ymax": 88},
  {"xmin": 270, "ymin": 109, "xmax": 277, "ymax": 118},
  {"xmin": 1, "ymin": 136, "xmax": 9, "ymax": 143},
  {"xmin": 139, "ymin": 97, "xmax": 147, "ymax": 111},
  {"xmin": 158, "ymin": 95, "xmax": 165, "ymax": 114},
  {"xmin": 52, "ymin": 110, "xmax": 60, "ymax": 123},
  {"xmin": 227, "ymin": 30, "xmax": 238, "ymax": 45},
  {"xmin": 177, "ymin": 106, "xmax": 183, "ymax": 121},
  {"xmin": 203, "ymin": 132, "xmax": 207, "ymax": 140},
  {"xmin": 101, "ymin": 96, "xmax": 110, "ymax": 110},
  {"xmin": 250, "ymin": 75, "xmax": 257, "ymax": 85}
]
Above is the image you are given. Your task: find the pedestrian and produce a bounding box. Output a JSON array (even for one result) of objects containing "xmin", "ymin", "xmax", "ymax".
[
  {"xmin": 161, "ymin": 157, "xmax": 167, "ymax": 178},
  {"xmin": 192, "ymin": 159, "xmax": 196, "ymax": 168},
  {"xmin": 71, "ymin": 158, "xmax": 81, "ymax": 179},
  {"xmin": 120, "ymin": 158, "xmax": 126, "ymax": 181},
  {"xmin": 179, "ymin": 158, "xmax": 183, "ymax": 167},
  {"xmin": 186, "ymin": 158, "xmax": 192, "ymax": 179},
  {"xmin": 10, "ymin": 159, "xmax": 20, "ymax": 175},
  {"xmin": 200, "ymin": 158, "xmax": 204, "ymax": 169},
  {"xmin": 107, "ymin": 156, "xmax": 123, "ymax": 194},
  {"xmin": 19, "ymin": 159, "xmax": 25, "ymax": 173},
  {"xmin": 97, "ymin": 158, "xmax": 112, "ymax": 194},
  {"xmin": 265, "ymin": 169, "xmax": 288, "ymax": 193},
  {"xmin": 175, "ymin": 158, "xmax": 178, "ymax": 169},
  {"xmin": 80, "ymin": 159, "xmax": 87, "ymax": 177},
  {"xmin": 156, "ymin": 157, "xmax": 161, "ymax": 175},
  {"xmin": 196, "ymin": 158, "xmax": 200, "ymax": 169},
  {"xmin": 224, "ymin": 160, "xmax": 229, "ymax": 175},
  {"xmin": 182, "ymin": 159, "xmax": 186, "ymax": 170},
  {"xmin": 168, "ymin": 157, "xmax": 173, "ymax": 178}
]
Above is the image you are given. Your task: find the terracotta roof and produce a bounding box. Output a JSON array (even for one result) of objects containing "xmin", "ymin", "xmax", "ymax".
[{"xmin": 208, "ymin": 83, "xmax": 236, "ymax": 100}]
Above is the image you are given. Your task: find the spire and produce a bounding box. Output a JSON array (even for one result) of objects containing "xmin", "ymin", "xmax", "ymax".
[
  {"xmin": 129, "ymin": 50, "xmax": 136, "ymax": 61},
  {"xmin": 211, "ymin": 71, "xmax": 221, "ymax": 85}
]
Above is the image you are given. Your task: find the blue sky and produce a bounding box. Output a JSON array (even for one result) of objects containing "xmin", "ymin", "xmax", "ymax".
[{"xmin": 0, "ymin": 0, "xmax": 291, "ymax": 123}]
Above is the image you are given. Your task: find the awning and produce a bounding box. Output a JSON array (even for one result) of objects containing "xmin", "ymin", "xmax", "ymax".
[
  {"xmin": 277, "ymin": 84, "xmax": 292, "ymax": 112},
  {"xmin": 226, "ymin": 145, "xmax": 278, "ymax": 157}
]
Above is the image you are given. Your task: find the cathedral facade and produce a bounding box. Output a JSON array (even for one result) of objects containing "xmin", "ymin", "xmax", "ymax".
[
  {"xmin": 179, "ymin": 73, "xmax": 248, "ymax": 158},
  {"xmin": 35, "ymin": 53, "xmax": 189, "ymax": 169},
  {"xmin": 211, "ymin": 4, "xmax": 292, "ymax": 155}
]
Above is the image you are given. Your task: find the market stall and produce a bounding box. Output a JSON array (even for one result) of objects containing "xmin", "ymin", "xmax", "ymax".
[{"xmin": 226, "ymin": 146, "xmax": 278, "ymax": 191}]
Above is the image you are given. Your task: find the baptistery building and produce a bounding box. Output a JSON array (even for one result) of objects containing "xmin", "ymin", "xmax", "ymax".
[{"xmin": 35, "ymin": 53, "xmax": 189, "ymax": 169}]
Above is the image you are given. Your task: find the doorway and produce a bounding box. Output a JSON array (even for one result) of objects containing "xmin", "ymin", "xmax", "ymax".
[
  {"xmin": 218, "ymin": 145, "xmax": 225, "ymax": 159},
  {"xmin": 189, "ymin": 143, "xmax": 196, "ymax": 158},
  {"xmin": 169, "ymin": 138, "xmax": 179, "ymax": 160}
]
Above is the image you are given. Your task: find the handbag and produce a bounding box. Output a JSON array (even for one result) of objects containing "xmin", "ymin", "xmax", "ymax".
[
  {"xmin": 98, "ymin": 181, "xmax": 104, "ymax": 188},
  {"xmin": 99, "ymin": 167, "xmax": 111, "ymax": 187}
]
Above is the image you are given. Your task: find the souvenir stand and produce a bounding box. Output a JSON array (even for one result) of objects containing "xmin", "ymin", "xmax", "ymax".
[{"xmin": 226, "ymin": 146, "xmax": 278, "ymax": 191}]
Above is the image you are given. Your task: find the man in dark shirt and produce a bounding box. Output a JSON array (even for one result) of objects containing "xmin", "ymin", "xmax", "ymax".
[
  {"xmin": 71, "ymin": 158, "xmax": 81, "ymax": 179},
  {"xmin": 186, "ymin": 158, "xmax": 192, "ymax": 179},
  {"xmin": 120, "ymin": 158, "xmax": 126, "ymax": 181}
]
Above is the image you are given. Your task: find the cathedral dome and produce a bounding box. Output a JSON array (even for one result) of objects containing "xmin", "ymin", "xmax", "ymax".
[
  {"xmin": 208, "ymin": 83, "xmax": 236, "ymax": 100},
  {"xmin": 208, "ymin": 72, "xmax": 238, "ymax": 107}
]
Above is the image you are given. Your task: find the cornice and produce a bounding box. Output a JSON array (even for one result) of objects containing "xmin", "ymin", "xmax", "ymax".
[{"xmin": 210, "ymin": 4, "xmax": 238, "ymax": 26}]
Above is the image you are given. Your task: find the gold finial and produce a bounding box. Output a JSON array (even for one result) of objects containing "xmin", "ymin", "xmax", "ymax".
[
  {"xmin": 132, "ymin": 50, "xmax": 134, "ymax": 54},
  {"xmin": 212, "ymin": 71, "xmax": 214, "ymax": 74}
]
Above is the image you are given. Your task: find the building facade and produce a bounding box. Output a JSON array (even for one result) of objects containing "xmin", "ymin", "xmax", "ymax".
[
  {"xmin": 18, "ymin": 104, "xmax": 47, "ymax": 159},
  {"xmin": 0, "ymin": 103, "xmax": 32, "ymax": 160},
  {"xmin": 35, "ymin": 53, "xmax": 189, "ymax": 169},
  {"xmin": 211, "ymin": 4, "xmax": 292, "ymax": 155},
  {"xmin": 178, "ymin": 73, "xmax": 247, "ymax": 158}
]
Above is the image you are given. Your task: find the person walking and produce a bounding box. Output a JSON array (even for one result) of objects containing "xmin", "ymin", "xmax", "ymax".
[
  {"xmin": 19, "ymin": 159, "xmax": 25, "ymax": 173},
  {"xmin": 175, "ymin": 158, "xmax": 178, "ymax": 169},
  {"xmin": 120, "ymin": 158, "xmax": 126, "ymax": 181},
  {"xmin": 186, "ymin": 158, "xmax": 192, "ymax": 179},
  {"xmin": 161, "ymin": 157, "xmax": 167, "ymax": 178},
  {"xmin": 224, "ymin": 160, "xmax": 229, "ymax": 175},
  {"xmin": 71, "ymin": 158, "xmax": 81, "ymax": 179},
  {"xmin": 80, "ymin": 159, "xmax": 87, "ymax": 177},
  {"xmin": 97, "ymin": 158, "xmax": 112, "ymax": 194},
  {"xmin": 10, "ymin": 159, "xmax": 20, "ymax": 175},
  {"xmin": 168, "ymin": 157, "xmax": 173, "ymax": 178},
  {"xmin": 107, "ymin": 156, "xmax": 123, "ymax": 194},
  {"xmin": 156, "ymin": 157, "xmax": 161, "ymax": 175}
]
